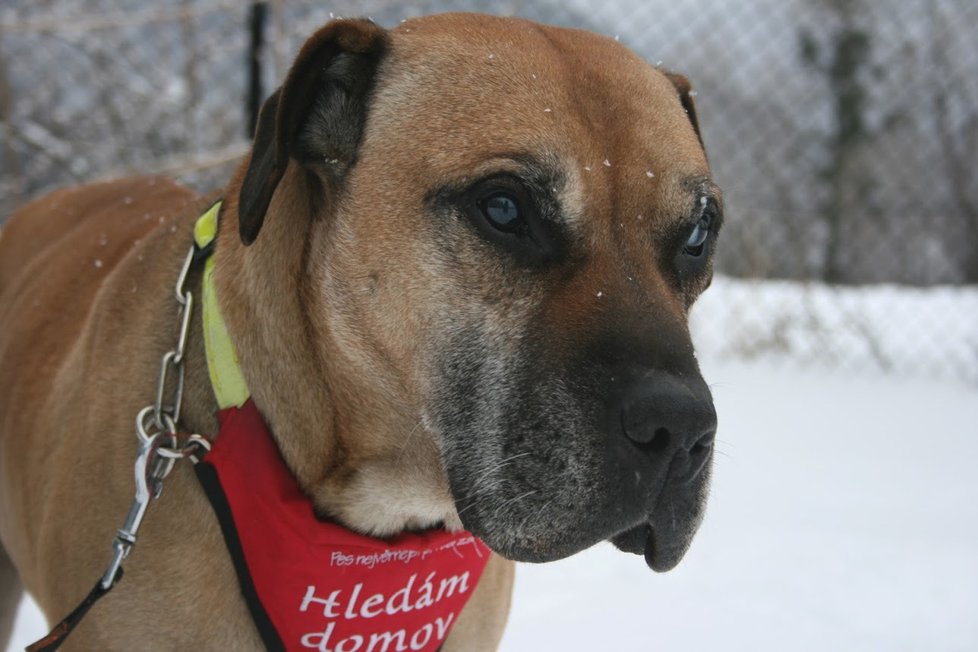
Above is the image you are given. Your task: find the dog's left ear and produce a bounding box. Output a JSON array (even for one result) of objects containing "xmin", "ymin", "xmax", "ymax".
[
  {"xmin": 239, "ymin": 19, "xmax": 389, "ymax": 245},
  {"xmin": 664, "ymin": 72, "xmax": 704, "ymax": 152}
]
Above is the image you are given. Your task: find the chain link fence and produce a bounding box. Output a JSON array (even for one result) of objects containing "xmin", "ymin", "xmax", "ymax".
[{"xmin": 1, "ymin": 0, "xmax": 976, "ymax": 381}]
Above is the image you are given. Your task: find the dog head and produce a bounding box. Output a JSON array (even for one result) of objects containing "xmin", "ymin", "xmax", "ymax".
[{"xmin": 230, "ymin": 14, "xmax": 720, "ymax": 572}]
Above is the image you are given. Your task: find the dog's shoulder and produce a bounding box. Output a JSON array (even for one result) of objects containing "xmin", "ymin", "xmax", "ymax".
[
  {"xmin": 0, "ymin": 176, "xmax": 196, "ymax": 292},
  {"xmin": 0, "ymin": 176, "xmax": 200, "ymax": 399}
]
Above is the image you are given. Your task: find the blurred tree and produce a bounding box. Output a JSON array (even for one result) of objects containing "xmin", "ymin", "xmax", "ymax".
[
  {"xmin": 800, "ymin": 0, "xmax": 874, "ymax": 284},
  {"xmin": 928, "ymin": 0, "xmax": 978, "ymax": 282},
  {"xmin": 0, "ymin": 44, "xmax": 19, "ymax": 190}
]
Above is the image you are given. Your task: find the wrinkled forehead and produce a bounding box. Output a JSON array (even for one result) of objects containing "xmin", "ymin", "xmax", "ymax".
[{"xmin": 363, "ymin": 15, "xmax": 707, "ymax": 182}]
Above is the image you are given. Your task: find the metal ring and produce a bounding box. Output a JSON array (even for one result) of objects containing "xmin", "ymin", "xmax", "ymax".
[
  {"xmin": 136, "ymin": 406, "xmax": 177, "ymax": 443},
  {"xmin": 185, "ymin": 434, "xmax": 212, "ymax": 465},
  {"xmin": 155, "ymin": 434, "xmax": 212, "ymax": 460},
  {"xmin": 135, "ymin": 406, "xmax": 156, "ymax": 444},
  {"xmin": 155, "ymin": 446, "xmax": 185, "ymax": 460},
  {"xmin": 160, "ymin": 412, "xmax": 177, "ymax": 436},
  {"xmin": 150, "ymin": 432, "xmax": 178, "ymax": 483},
  {"xmin": 186, "ymin": 434, "xmax": 212, "ymax": 452}
]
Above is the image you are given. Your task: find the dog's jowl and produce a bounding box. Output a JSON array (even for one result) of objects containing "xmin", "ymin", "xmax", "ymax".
[{"xmin": 0, "ymin": 13, "xmax": 721, "ymax": 651}]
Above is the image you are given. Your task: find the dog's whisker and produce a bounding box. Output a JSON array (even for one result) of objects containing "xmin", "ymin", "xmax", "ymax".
[
  {"xmin": 458, "ymin": 480, "xmax": 536, "ymax": 519},
  {"xmin": 486, "ymin": 491, "xmax": 540, "ymax": 534},
  {"xmin": 455, "ymin": 500, "xmax": 481, "ymax": 517},
  {"xmin": 476, "ymin": 452, "xmax": 533, "ymax": 478},
  {"xmin": 454, "ymin": 452, "xmax": 532, "ymax": 503},
  {"xmin": 490, "ymin": 490, "xmax": 538, "ymax": 520},
  {"xmin": 455, "ymin": 478, "xmax": 512, "ymax": 516},
  {"xmin": 396, "ymin": 419, "xmax": 426, "ymax": 452},
  {"xmin": 516, "ymin": 496, "xmax": 554, "ymax": 534}
]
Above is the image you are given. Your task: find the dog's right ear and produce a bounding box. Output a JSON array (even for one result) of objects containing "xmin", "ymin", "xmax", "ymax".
[{"xmin": 239, "ymin": 19, "xmax": 389, "ymax": 245}]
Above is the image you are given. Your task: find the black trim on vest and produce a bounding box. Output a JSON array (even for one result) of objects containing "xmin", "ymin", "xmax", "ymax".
[{"xmin": 195, "ymin": 461, "xmax": 286, "ymax": 652}]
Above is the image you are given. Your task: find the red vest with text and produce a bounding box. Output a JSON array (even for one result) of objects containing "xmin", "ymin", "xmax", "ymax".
[{"xmin": 195, "ymin": 399, "xmax": 491, "ymax": 652}]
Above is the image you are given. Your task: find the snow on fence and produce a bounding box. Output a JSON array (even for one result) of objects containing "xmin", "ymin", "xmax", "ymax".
[{"xmin": 692, "ymin": 276, "xmax": 978, "ymax": 383}]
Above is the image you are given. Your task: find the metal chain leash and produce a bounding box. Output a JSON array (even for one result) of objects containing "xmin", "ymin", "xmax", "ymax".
[{"xmin": 100, "ymin": 245, "xmax": 212, "ymax": 590}]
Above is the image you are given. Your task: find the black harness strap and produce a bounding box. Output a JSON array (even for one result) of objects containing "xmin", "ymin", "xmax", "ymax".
[{"xmin": 195, "ymin": 461, "xmax": 285, "ymax": 652}]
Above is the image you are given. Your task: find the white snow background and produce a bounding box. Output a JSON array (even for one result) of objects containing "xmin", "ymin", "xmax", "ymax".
[{"xmin": 7, "ymin": 278, "xmax": 978, "ymax": 651}]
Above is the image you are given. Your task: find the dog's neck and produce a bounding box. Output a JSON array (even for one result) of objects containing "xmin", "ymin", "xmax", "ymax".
[
  {"xmin": 197, "ymin": 163, "xmax": 460, "ymax": 536},
  {"xmin": 208, "ymin": 166, "xmax": 339, "ymax": 492}
]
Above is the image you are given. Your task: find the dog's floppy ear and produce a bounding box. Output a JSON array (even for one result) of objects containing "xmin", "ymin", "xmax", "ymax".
[
  {"xmin": 239, "ymin": 19, "xmax": 389, "ymax": 245},
  {"xmin": 664, "ymin": 72, "xmax": 704, "ymax": 152}
]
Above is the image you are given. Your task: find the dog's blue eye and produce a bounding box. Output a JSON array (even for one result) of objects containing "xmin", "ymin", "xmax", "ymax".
[
  {"xmin": 683, "ymin": 214, "xmax": 711, "ymax": 256},
  {"xmin": 463, "ymin": 180, "xmax": 560, "ymax": 263},
  {"xmin": 480, "ymin": 193, "xmax": 523, "ymax": 232}
]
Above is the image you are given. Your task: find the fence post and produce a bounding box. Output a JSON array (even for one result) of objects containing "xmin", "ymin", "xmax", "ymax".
[
  {"xmin": 272, "ymin": 0, "xmax": 287, "ymax": 85},
  {"xmin": 246, "ymin": 1, "xmax": 268, "ymax": 139},
  {"xmin": 0, "ymin": 26, "xmax": 23, "ymax": 217},
  {"xmin": 181, "ymin": 0, "xmax": 200, "ymax": 153}
]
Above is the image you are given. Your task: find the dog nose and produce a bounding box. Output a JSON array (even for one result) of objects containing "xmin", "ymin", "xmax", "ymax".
[{"xmin": 617, "ymin": 372, "xmax": 717, "ymax": 482}]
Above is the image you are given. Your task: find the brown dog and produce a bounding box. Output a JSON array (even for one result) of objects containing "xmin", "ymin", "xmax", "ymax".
[{"xmin": 0, "ymin": 13, "xmax": 720, "ymax": 650}]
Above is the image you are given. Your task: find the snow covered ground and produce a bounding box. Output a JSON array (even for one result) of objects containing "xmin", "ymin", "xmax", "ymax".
[
  {"xmin": 7, "ymin": 277, "xmax": 978, "ymax": 650},
  {"xmin": 9, "ymin": 360, "xmax": 977, "ymax": 651}
]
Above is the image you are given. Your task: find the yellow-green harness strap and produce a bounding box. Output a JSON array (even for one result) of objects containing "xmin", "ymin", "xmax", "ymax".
[{"xmin": 194, "ymin": 201, "xmax": 250, "ymax": 409}]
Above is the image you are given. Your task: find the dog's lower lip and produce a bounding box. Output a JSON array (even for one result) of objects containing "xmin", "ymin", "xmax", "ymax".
[{"xmin": 611, "ymin": 522, "xmax": 673, "ymax": 572}]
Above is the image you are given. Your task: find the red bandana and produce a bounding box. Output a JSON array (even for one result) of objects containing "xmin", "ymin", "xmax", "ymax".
[{"xmin": 195, "ymin": 400, "xmax": 491, "ymax": 652}]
